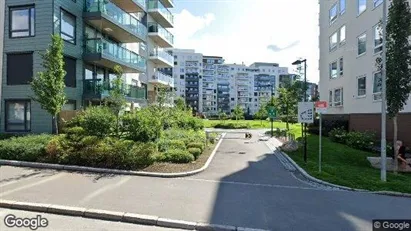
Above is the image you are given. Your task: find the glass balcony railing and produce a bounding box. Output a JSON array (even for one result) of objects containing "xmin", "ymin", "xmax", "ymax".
[
  {"xmin": 85, "ymin": 38, "xmax": 146, "ymax": 70},
  {"xmin": 150, "ymin": 47, "xmax": 173, "ymax": 64},
  {"xmin": 148, "ymin": 0, "xmax": 174, "ymax": 24},
  {"xmin": 148, "ymin": 22, "xmax": 174, "ymax": 45},
  {"xmin": 152, "ymin": 71, "xmax": 174, "ymax": 86},
  {"xmin": 133, "ymin": 0, "xmax": 147, "ymax": 10},
  {"xmin": 85, "ymin": 0, "xmax": 147, "ymax": 39},
  {"xmin": 83, "ymin": 79, "xmax": 146, "ymax": 100}
]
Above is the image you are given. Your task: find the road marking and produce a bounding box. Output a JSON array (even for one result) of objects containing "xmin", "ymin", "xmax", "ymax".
[
  {"xmin": 0, "ymin": 173, "xmax": 66, "ymax": 197},
  {"xmin": 178, "ymin": 177, "xmax": 327, "ymax": 191},
  {"xmin": 0, "ymin": 172, "xmax": 44, "ymax": 188},
  {"xmin": 78, "ymin": 176, "xmax": 131, "ymax": 205}
]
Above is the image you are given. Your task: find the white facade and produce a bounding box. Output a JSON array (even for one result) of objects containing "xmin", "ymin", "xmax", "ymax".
[{"xmin": 319, "ymin": 0, "xmax": 411, "ymax": 115}]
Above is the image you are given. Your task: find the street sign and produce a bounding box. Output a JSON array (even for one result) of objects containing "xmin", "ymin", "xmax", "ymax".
[
  {"xmin": 267, "ymin": 106, "xmax": 276, "ymax": 119},
  {"xmin": 298, "ymin": 102, "xmax": 314, "ymax": 123},
  {"xmin": 315, "ymin": 101, "xmax": 328, "ymax": 114}
]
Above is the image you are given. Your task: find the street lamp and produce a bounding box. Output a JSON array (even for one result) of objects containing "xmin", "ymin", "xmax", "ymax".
[
  {"xmin": 380, "ymin": 0, "xmax": 388, "ymax": 182},
  {"xmin": 292, "ymin": 59, "xmax": 308, "ymax": 163}
]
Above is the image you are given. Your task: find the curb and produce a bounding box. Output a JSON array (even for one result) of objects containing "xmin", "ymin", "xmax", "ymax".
[
  {"xmin": 0, "ymin": 200, "xmax": 270, "ymax": 231},
  {"xmin": 267, "ymin": 138, "xmax": 411, "ymax": 198},
  {"xmin": 0, "ymin": 133, "xmax": 226, "ymax": 178}
]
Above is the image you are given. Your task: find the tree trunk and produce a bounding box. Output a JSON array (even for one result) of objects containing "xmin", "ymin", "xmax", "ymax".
[
  {"xmin": 285, "ymin": 104, "xmax": 289, "ymax": 131},
  {"xmin": 52, "ymin": 116, "xmax": 58, "ymax": 135},
  {"xmin": 393, "ymin": 116, "xmax": 398, "ymax": 174}
]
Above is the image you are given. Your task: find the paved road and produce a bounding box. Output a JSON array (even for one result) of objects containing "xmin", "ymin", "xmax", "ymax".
[
  {"xmin": 0, "ymin": 130, "xmax": 410, "ymax": 231},
  {"xmin": 0, "ymin": 208, "xmax": 184, "ymax": 231}
]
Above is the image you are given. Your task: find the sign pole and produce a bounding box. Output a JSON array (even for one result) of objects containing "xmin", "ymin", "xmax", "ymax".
[
  {"xmin": 271, "ymin": 118, "xmax": 273, "ymax": 137},
  {"xmin": 319, "ymin": 113, "xmax": 322, "ymax": 173}
]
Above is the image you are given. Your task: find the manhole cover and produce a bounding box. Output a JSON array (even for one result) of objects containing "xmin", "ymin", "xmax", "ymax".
[{"xmin": 238, "ymin": 152, "xmax": 246, "ymax": 154}]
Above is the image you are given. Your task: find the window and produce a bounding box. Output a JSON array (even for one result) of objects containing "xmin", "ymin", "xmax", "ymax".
[
  {"xmin": 334, "ymin": 88, "xmax": 343, "ymax": 106},
  {"xmin": 339, "ymin": 25, "xmax": 346, "ymax": 44},
  {"xmin": 357, "ymin": 76, "xmax": 366, "ymax": 97},
  {"xmin": 357, "ymin": 33, "xmax": 367, "ymax": 56},
  {"xmin": 7, "ymin": 53, "xmax": 33, "ymax": 85},
  {"xmin": 340, "ymin": 0, "xmax": 346, "ymax": 14},
  {"xmin": 64, "ymin": 56, "xmax": 76, "ymax": 87},
  {"xmin": 374, "ymin": 23, "xmax": 383, "ymax": 54},
  {"xmin": 5, "ymin": 100, "xmax": 31, "ymax": 132},
  {"xmin": 329, "ymin": 61, "xmax": 338, "ymax": 79},
  {"xmin": 358, "ymin": 0, "xmax": 367, "ymax": 15},
  {"xmin": 329, "ymin": 90, "xmax": 333, "ymax": 107},
  {"xmin": 180, "ymin": 75, "xmax": 184, "ymax": 79},
  {"xmin": 180, "ymin": 68, "xmax": 184, "ymax": 72},
  {"xmin": 329, "ymin": 3, "xmax": 337, "ymax": 24},
  {"xmin": 373, "ymin": 72, "xmax": 382, "ymax": 101},
  {"xmin": 60, "ymin": 9, "xmax": 76, "ymax": 44},
  {"xmin": 329, "ymin": 32, "xmax": 338, "ymax": 51},
  {"xmin": 374, "ymin": 0, "xmax": 383, "ymax": 7},
  {"xmin": 339, "ymin": 57, "xmax": 344, "ymax": 76},
  {"xmin": 9, "ymin": 5, "xmax": 35, "ymax": 38}
]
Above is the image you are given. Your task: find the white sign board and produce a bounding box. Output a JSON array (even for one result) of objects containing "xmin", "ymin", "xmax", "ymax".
[{"xmin": 298, "ymin": 102, "xmax": 314, "ymax": 124}]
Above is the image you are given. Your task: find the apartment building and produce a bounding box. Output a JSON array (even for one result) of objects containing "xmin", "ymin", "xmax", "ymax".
[
  {"xmin": 171, "ymin": 49, "xmax": 203, "ymax": 113},
  {"xmin": 0, "ymin": 0, "xmax": 4, "ymax": 113},
  {"xmin": 319, "ymin": 0, "xmax": 411, "ymax": 143},
  {"xmin": 202, "ymin": 56, "xmax": 224, "ymax": 116},
  {"xmin": 0, "ymin": 0, "xmax": 175, "ymax": 133}
]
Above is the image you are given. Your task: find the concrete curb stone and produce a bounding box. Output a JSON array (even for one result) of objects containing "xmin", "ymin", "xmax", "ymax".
[
  {"xmin": 47, "ymin": 204, "xmax": 86, "ymax": 216},
  {"xmin": 11, "ymin": 201, "xmax": 51, "ymax": 212},
  {"xmin": 122, "ymin": 213, "xmax": 158, "ymax": 225},
  {"xmin": 0, "ymin": 133, "xmax": 226, "ymax": 178},
  {"xmin": 84, "ymin": 209, "xmax": 124, "ymax": 221},
  {"xmin": 266, "ymin": 138, "xmax": 411, "ymax": 198},
  {"xmin": 195, "ymin": 223, "xmax": 237, "ymax": 231},
  {"xmin": 157, "ymin": 217, "xmax": 197, "ymax": 230}
]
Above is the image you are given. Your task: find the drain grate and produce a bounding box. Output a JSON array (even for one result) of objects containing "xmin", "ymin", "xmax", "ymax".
[{"xmin": 238, "ymin": 151, "xmax": 246, "ymax": 154}]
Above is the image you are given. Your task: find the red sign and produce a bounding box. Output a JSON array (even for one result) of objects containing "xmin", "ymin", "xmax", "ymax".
[{"xmin": 315, "ymin": 101, "xmax": 328, "ymax": 109}]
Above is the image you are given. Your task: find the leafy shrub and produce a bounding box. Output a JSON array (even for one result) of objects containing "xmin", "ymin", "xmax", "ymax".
[
  {"xmin": 0, "ymin": 134, "xmax": 53, "ymax": 161},
  {"xmin": 187, "ymin": 142, "xmax": 204, "ymax": 152},
  {"xmin": 157, "ymin": 139, "xmax": 186, "ymax": 152},
  {"xmin": 125, "ymin": 142, "xmax": 157, "ymax": 169},
  {"xmin": 0, "ymin": 133, "xmax": 20, "ymax": 140},
  {"xmin": 345, "ymin": 131, "xmax": 376, "ymax": 151},
  {"xmin": 328, "ymin": 127, "xmax": 347, "ymax": 144},
  {"xmin": 207, "ymin": 132, "xmax": 219, "ymax": 144},
  {"xmin": 161, "ymin": 129, "xmax": 206, "ymax": 146},
  {"xmin": 122, "ymin": 108, "xmax": 162, "ymax": 142},
  {"xmin": 163, "ymin": 107, "xmax": 204, "ymax": 131},
  {"xmin": 214, "ymin": 123, "xmax": 250, "ymax": 129},
  {"xmin": 163, "ymin": 149, "xmax": 194, "ymax": 163},
  {"xmin": 265, "ymin": 129, "xmax": 287, "ymax": 137},
  {"xmin": 188, "ymin": 148, "xmax": 202, "ymax": 159},
  {"xmin": 279, "ymin": 115, "xmax": 298, "ymax": 124},
  {"xmin": 68, "ymin": 107, "xmax": 115, "ymax": 137}
]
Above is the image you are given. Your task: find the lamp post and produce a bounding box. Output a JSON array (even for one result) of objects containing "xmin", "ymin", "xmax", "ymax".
[
  {"xmin": 292, "ymin": 59, "xmax": 307, "ymax": 163},
  {"xmin": 380, "ymin": 0, "xmax": 388, "ymax": 182}
]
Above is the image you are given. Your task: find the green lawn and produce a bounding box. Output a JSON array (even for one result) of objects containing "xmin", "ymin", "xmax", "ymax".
[
  {"xmin": 287, "ymin": 134, "xmax": 411, "ymax": 193},
  {"xmin": 204, "ymin": 119, "xmax": 301, "ymax": 130}
]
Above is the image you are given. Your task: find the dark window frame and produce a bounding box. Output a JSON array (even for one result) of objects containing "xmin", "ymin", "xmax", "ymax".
[
  {"xmin": 60, "ymin": 8, "xmax": 76, "ymax": 44},
  {"xmin": 5, "ymin": 99, "xmax": 31, "ymax": 132},
  {"xmin": 64, "ymin": 56, "xmax": 77, "ymax": 88},
  {"xmin": 9, "ymin": 5, "xmax": 35, "ymax": 38},
  {"xmin": 7, "ymin": 52, "xmax": 34, "ymax": 85}
]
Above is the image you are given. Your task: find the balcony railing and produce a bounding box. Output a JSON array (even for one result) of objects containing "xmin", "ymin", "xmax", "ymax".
[
  {"xmin": 150, "ymin": 47, "xmax": 173, "ymax": 64},
  {"xmin": 148, "ymin": 22, "xmax": 174, "ymax": 44},
  {"xmin": 85, "ymin": 38, "xmax": 146, "ymax": 70},
  {"xmin": 148, "ymin": 0, "xmax": 174, "ymax": 24},
  {"xmin": 85, "ymin": 0, "xmax": 147, "ymax": 39},
  {"xmin": 83, "ymin": 79, "xmax": 146, "ymax": 100},
  {"xmin": 152, "ymin": 71, "xmax": 174, "ymax": 86}
]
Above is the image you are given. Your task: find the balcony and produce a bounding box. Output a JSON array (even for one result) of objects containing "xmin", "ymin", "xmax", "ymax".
[
  {"xmin": 149, "ymin": 47, "xmax": 173, "ymax": 67},
  {"xmin": 84, "ymin": 38, "xmax": 146, "ymax": 73},
  {"xmin": 149, "ymin": 71, "xmax": 174, "ymax": 87},
  {"xmin": 159, "ymin": 0, "xmax": 174, "ymax": 8},
  {"xmin": 148, "ymin": 22, "xmax": 174, "ymax": 47},
  {"xmin": 148, "ymin": 0, "xmax": 174, "ymax": 28},
  {"xmin": 83, "ymin": 79, "xmax": 146, "ymax": 101},
  {"xmin": 84, "ymin": 0, "xmax": 147, "ymax": 43},
  {"xmin": 110, "ymin": 0, "xmax": 146, "ymax": 13},
  {"xmin": 238, "ymin": 87, "xmax": 248, "ymax": 91}
]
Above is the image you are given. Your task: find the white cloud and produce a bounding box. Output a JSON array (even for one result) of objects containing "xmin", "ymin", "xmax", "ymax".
[{"xmin": 172, "ymin": 0, "xmax": 319, "ymax": 83}]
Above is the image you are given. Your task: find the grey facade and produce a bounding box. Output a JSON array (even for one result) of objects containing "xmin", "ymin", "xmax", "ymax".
[{"xmin": 1, "ymin": 0, "xmax": 174, "ymax": 133}]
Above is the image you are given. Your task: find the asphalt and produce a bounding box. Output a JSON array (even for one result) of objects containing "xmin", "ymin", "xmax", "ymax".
[
  {"xmin": 0, "ymin": 208, "xmax": 184, "ymax": 231},
  {"xmin": 0, "ymin": 130, "xmax": 410, "ymax": 231}
]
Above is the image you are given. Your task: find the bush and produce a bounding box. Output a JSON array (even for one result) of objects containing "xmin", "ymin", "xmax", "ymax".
[
  {"xmin": 328, "ymin": 127, "xmax": 347, "ymax": 144},
  {"xmin": 163, "ymin": 149, "xmax": 194, "ymax": 163},
  {"xmin": 69, "ymin": 107, "xmax": 115, "ymax": 137},
  {"xmin": 188, "ymin": 148, "xmax": 202, "ymax": 159},
  {"xmin": 308, "ymin": 118, "xmax": 349, "ymax": 136},
  {"xmin": 265, "ymin": 129, "xmax": 287, "ymax": 137},
  {"xmin": 187, "ymin": 142, "xmax": 204, "ymax": 152},
  {"xmin": 161, "ymin": 129, "xmax": 206, "ymax": 146},
  {"xmin": 0, "ymin": 134, "xmax": 53, "ymax": 161},
  {"xmin": 279, "ymin": 115, "xmax": 298, "ymax": 124},
  {"xmin": 214, "ymin": 123, "xmax": 250, "ymax": 129},
  {"xmin": 122, "ymin": 108, "xmax": 162, "ymax": 142},
  {"xmin": 157, "ymin": 139, "xmax": 186, "ymax": 152},
  {"xmin": 345, "ymin": 131, "xmax": 376, "ymax": 151},
  {"xmin": 125, "ymin": 142, "xmax": 157, "ymax": 169}
]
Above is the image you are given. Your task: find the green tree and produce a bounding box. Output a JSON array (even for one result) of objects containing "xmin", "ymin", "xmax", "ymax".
[
  {"xmin": 218, "ymin": 109, "xmax": 227, "ymax": 123},
  {"xmin": 174, "ymin": 97, "xmax": 186, "ymax": 110},
  {"xmin": 232, "ymin": 105, "xmax": 244, "ymax": 121},
  {"xmin": 386, "ymin": 0, "xmax": 411, "ymax": 172},
  {"xmin": 274, "ymin": 82, "xmax": 302, "ymax": 130},
  {"xmin": 31, "ymin": 35, "xmax": 67, "ymax": 134},
  {"xmin": 255, "ymin": 100, "xmax": 268, "ymax": 125},
  {"xmin": 104, "ymin": 65, "xmax": 127, "ymax": 137}
]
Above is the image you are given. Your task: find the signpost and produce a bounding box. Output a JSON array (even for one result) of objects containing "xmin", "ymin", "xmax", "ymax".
[
  {"xmin": 315, "ymin": 101, "xmax": 328, "ymax": 173},
  {"xmin": 267, "ymin": 106, "xmax": 276, "ymax": 137},
  {"xmin": 298, "ymin": 102, "xmax": 314, "ymax": 163}
]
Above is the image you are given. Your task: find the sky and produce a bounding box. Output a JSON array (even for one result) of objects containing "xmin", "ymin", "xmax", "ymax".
[{"xmin": 170, "ymin": 0, "xmax": 320, "ymax": 83}]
